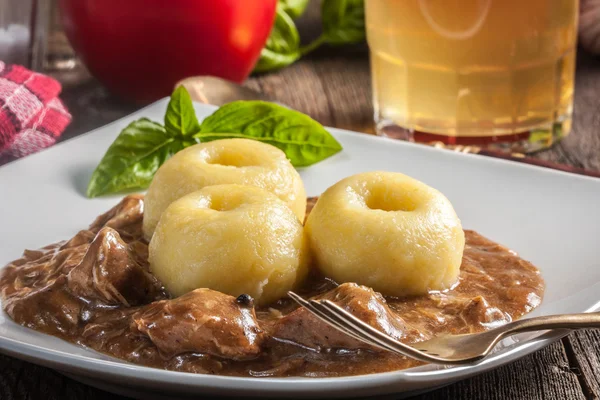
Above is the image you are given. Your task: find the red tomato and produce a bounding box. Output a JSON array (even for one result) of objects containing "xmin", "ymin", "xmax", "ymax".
[{"xmin": 59, "ymin": 0, "xmax": 276, "ymax": 103}]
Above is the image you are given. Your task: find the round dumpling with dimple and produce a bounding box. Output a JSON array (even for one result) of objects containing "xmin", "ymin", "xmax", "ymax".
[
  {"xmin": 149, "ymin": 184, "xmax": 309, "ymax": 306},
  {"xmin": 142, "ymin": 139, "xmax": 306, "ymax": 240},
  {"xmin": 305, "ymin": 171, "xmax": 465, "ymax": 296}
]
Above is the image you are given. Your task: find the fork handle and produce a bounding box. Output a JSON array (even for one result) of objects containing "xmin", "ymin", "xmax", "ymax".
[{"xmin": 499, "ymin": 313, "xmax": 600, "ymax": 337}]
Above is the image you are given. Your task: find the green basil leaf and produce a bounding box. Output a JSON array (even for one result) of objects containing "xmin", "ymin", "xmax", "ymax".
[
  {"xmin": 254, "ymin": 6, "xmax": 301, "ymax": 73},
  {"xmin": 278, "ymin": 0, "xmax": 309, "ymax": 19},
  {"xmin": 194, "ymin": 101, "xmax": 342, "ymax": 167},
  {"xmin": 322, "ymin": 0, "xmax": 366, "ymax": 45},
  {"xmin": 86, "ymin": 118, "xmax": 187, "ymax": 198},
  {"xmin": 164, "ymin": 86, "xmax": 200, "ymax": 137}
]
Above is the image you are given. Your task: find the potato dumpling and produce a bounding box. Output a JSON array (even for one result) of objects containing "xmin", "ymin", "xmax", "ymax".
[
  {"xmin": 149, "ymin": 184, "xmax": 309, "ymax": 305},
  {"xmin": 143, "ymin": 139, "xmax": 306, "ymax": 239},
  {"xmin": 305, "ymin": 171, "xmax": 465, "ymax": 296}
]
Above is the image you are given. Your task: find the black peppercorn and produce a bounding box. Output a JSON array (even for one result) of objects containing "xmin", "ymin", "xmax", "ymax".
[{"xmin": 236, "ymin": 293, "xmax": 254, "ymax": 307}]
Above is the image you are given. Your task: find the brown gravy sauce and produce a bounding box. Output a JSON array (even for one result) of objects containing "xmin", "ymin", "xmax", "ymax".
[{"xmin": 0, "ymin": 196, "xmax": 544, "ymax": 377}]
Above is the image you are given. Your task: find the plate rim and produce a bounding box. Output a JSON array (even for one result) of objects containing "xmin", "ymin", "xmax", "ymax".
[
  {"xmin": 0, "ymin": 327, "xmax": 577, "ymax": 397},
  {"xmin": 0, "ymin": 98, "xmax": 598, "ymax": 397}
]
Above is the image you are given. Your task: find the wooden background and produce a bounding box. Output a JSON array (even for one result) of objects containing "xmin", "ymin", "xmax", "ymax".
[{"xmin": 2, "ymin": 2, "xmax": 600, "ymax": 399}]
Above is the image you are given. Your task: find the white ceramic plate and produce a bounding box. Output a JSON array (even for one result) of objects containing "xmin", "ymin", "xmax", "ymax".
[{"xmin": 1, "ymin": 100, "xmax": 599, "ymax": 399}]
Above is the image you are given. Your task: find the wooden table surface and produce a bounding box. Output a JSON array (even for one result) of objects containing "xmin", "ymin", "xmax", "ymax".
[{"xmin": 3, "ymin": 4, "xmax": 600, "ymax": 400}]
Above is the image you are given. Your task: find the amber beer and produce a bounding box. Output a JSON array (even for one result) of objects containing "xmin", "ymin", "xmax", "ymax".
[{"xmin": 365, "ymin": 0, "xmax": 579, "ymax": 151}]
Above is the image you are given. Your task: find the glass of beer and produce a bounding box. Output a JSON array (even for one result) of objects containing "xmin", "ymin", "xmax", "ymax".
[{"xmin": 365, "ymin": 0, "xmax": 579, "ymax": 152}]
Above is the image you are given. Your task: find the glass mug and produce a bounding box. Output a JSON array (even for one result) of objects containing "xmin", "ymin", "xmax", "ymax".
[{"xmin": 365, "ymin": 0, "xmax": 579, "ymax": 152}]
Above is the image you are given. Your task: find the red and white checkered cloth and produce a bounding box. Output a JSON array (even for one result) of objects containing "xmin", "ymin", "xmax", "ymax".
[{"xmin": 0, "ymin": 61, "xmax": 71, "ymax": 165}]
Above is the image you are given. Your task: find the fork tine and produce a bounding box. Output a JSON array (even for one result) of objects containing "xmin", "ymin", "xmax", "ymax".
[
  {"xmin": 290, "ymin": 292, "xmax": 498, "ymax": 365},
  {"xmin": 307, "ymin": 298, "xmax": 429, "ymax": 359},
  {"xmin": 317, "ymin": 299, "xmax": 440, "ymax": 363},
  {"xmin": 307, "ymin": 300, "xmax": 396, "ymax": 350},
  {"xmin": 289, "ymin": 292, "xmax": 450, "ymax": 364},
  {"xmin": 314, "ymin": 299, "xmax": 413, "ymax": 355},
  {"xmin": 292, "ymin": 293, "xmax": 417, "ymax": 357},
  {"xmin": 288, "ymin": 291, "xmax": 380, "ymax": 347}
]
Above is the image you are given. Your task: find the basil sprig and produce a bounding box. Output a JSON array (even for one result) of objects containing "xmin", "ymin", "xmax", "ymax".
[
  {"xmin": 164, "ymin": 86, "xmax": 201, "ymax": 136},
  {"xmin": 195, "ymin": 101, "xmax": 342, "ymax": 167},
  {"xmin": 86, "ymin": 87, "xmax": 197, "ymax": 198},
  {"xmin": 254, "ymin": 5, "xmax": 302, "ymax": 73},
  {"xmin": 86, "ymin": 119, "xmax": 182, "ymax": 198},
  {"xmin": 321, "ymin": 0, "xmax": 366, "ymax": 45},
  {"xmin": 254, "ymin": 0, "xmax": 365, "ymax": 73},
  {"xmin": 279, "ymin": 0, "xmax": 309, "ymax": 19},
  {"xmin": 86, "ymin": 87, "xmax": 342, "ymax": 198}
]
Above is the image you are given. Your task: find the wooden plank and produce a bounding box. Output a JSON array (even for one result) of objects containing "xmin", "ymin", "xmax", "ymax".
[
  {"xmin": 246, "ymin": 58, "xmax": 336, "ymax": 127},
  {"xmin": 59, "ymin": 78, "xmax": 139, "ymax": 143},
  {"xmin": 532, "ymin": 51, "xmax": 600, "ymax": 171},
  {"xmin": 555, "ymin": 51, "xmax": 600, "ymax": 171},
  {"xmin": 247, "ymin": 46, "xmax": 375, "ymax": 133},
  {"xmin": 0, "ymin": 341, "xmax": 586, "ymax": 400},
  {"xmin": 0, "ymin": 354, "xmax": 112, "ymax": 400},
  {"xmin": 416, "ymin": 341, "xmax": 585, "ymax": 400},
  {"xmin": 565, "ymin": 331, "xmax": 600, "ymax": 399}
]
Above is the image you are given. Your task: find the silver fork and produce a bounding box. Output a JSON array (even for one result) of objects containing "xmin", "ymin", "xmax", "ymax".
[{"xmin": 288, "ymin": 291, "xmax": 600, "ymax": 365}]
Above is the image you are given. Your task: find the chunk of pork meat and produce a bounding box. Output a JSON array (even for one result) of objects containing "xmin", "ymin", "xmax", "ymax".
[
  {"xmin": 67, "ymin": 227, "xmax": 165, "ymax": 306},
  {"xmin": 272, "ymin": 283, "xmax": 423, "ymax": 350},
  {"xmin": 132, "ymin": 289, "xmax": 263, "ymax": 360}
]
